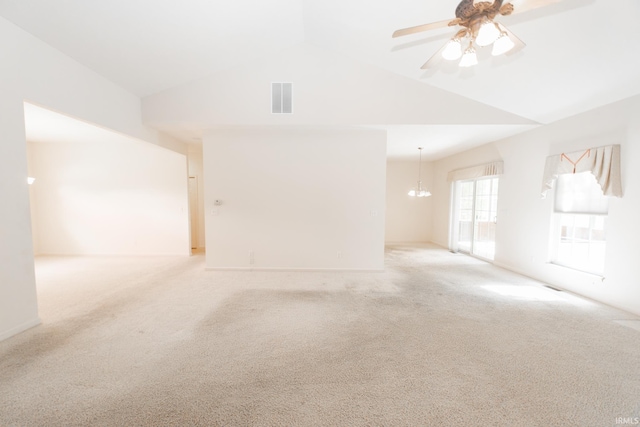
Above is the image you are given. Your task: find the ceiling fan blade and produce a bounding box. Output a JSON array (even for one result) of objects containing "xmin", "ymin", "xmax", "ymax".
[
  {"xmin": 508, "ymin": 0, "xmax": 565, "ymax": 14},
  {"xmin": 420, "ymin": 42, "xmax": 449, "ymax": 70},
  {"xmin": 392, "ymin": 19, "xmax": 457, "ymax": 38}
]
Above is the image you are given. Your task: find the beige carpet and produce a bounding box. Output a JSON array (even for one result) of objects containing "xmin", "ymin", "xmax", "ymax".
[{"xmin": 1, "ymin": 244, "xmax": 639, "ymax": 426}]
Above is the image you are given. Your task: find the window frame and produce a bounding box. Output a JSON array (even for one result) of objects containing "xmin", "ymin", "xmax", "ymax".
[
  {"xmin": 550, "ymin": 212, "xmax": 607, "ymax": 276},
  {"xmin": 549, "ymin": 172, "xmax": 609, "ymax": 276}
]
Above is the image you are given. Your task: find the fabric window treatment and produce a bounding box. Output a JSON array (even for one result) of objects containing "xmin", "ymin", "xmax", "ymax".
[
  {"xmin": 541, "ymin": 145, "xmax": 622, "ymax": 198},
  {"xmin": 447, "ymin": 161, "xmax": 504, "ymax": 182}
]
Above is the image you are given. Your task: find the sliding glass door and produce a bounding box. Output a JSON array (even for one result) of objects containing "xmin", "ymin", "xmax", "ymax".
[
  {"xmin": 453, "ymin": 177, "xmax": 499, "ymax": 260},
  {"xmin": 457, "ymin": 180, "xmax": 475, "ymax": 253}
]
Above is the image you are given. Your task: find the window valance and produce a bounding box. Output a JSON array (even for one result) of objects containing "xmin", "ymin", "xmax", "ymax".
[
  {"xmin": 447, "ymin": 161, "xmax": 504, "ymax": 182},
  {"xmin": 541, "ymin": 145, "xmax": 622, "ymax": 198}
]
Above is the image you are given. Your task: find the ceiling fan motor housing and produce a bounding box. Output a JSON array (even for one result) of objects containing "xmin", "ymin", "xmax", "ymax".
[
  {"xmin": 455, "ymin": 0, "xmax": 512, "ymax": 20},
  {"xmin": 453, "ymin": 0, "xmax": 514, "ymax": 40}
]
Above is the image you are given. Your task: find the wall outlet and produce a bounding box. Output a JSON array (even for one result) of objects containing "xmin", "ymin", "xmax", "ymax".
[
  {"xmin": 249, "ymin": 251, "xmax": 255, "ymax": 265},
  {"xmin": 336, "ymin": 251, "xmax": 342, "ymax": 259},
  {"xmin": 370, "ymin": 210, "xmax": 378, "ymax": 217}
]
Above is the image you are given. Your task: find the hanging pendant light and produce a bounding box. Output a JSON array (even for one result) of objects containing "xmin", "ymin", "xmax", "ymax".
[
  {"xmin": 476, "ymin": 20, "xmax": 501, "ymax": 47},
  {"xmin": 442, "ymin": 38, "xmax": 463, "ymax": 61},
  {"xmin": 492, "ymin": 31, "xmax": 515, "ymax": 56},
  {"xmin": 459, "ymin": 43, "xmax": 478, "ymax": 68},
  {"xmin": 408, "ymin": 147, "xmax": 432, "ymax": 198}
]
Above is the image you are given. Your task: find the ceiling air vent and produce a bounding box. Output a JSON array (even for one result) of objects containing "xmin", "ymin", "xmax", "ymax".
[{"xmin": 272, "ymin": 82, "xmax": 293, "ymax": 114}]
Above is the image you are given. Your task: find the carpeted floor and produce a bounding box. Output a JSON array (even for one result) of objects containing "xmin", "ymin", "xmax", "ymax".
[{"xmin": 1, "ymin": 244, "xmax": 639, "ymax": 426}]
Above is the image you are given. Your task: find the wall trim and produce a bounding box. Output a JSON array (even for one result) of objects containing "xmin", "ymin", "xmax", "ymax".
[{"xmin": 0, "ymin": 317, "xmax": 42, "ymax": 342}]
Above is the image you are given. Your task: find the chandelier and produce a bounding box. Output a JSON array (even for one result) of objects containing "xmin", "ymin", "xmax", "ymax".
[
  {"xmin": 392, "ymin": 0, "xmax": 528, "ymax": 70},
  {"xmin": 408, "ymin": 147, "xmax": 432, "ymax": 198},
  {"xmin": 442, "ymin": 23, "xmax": 515, "ymax": 69}
]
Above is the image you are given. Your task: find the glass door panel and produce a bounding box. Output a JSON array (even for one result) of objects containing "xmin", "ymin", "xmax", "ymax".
[
  {"xmin": 457, "ymin": 181, "xmax": 475, "ymax": 253},
  {"xmin": 472, "ymin": 177, "xmax": 498, "ymax": 260},
  {"xmin": 455, "ymin": 177, "xmax": 499, "ymax": 260}
]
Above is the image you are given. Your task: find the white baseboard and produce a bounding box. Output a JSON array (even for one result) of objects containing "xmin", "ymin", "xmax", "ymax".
[
  {"xmin": 385, "ymin": 241, "xmax": 430, "ymax": 246},
  {"xmin": 0, "ymin": 317, "xmax": 41, "ymax": 342},
  {"xmin": 385, "ymin": 241, "xmax": 447, "ymax": 250},
  {"xmin": 206, "ymin": 267, "xmax": 385, "ymax": 273}
]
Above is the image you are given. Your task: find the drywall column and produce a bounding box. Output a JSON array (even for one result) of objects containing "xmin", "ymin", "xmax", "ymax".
[
  {"xmin": 0, "ymin": 98, "xmax": 40, "ymax": 340},
  {"xmin": 203, "ymin": 128, "xmax": 386, "ymax": 270}
]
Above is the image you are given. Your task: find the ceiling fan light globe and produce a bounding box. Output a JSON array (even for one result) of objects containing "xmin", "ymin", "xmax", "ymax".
[
  {"xmin": 459, "ymin": 48, "xmax": 478, "ymax": 67},
  {"xmin": 442, "ymin": 39, "xmax": 463, "ymax": 60},
  {"xmin": 476, "ymin": 21, "xmax": 500, "ymax": 47},
  {"xmin": 492, "ymin": 33, "xmax": 515, "ymax": 56},
  {"xmin": 408, "ymin": 190, "xmax": 416, "ymax": 197}
]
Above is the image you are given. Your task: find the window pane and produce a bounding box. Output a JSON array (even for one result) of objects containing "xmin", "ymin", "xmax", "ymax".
[
  {"xmin": 476, "ymin": 210, "xmax": 489, "ymax": 222},
  {"xmin": 476, "ymin": 179, "xmax": 490, "ymax": 195},
  {"xmin": 553, "ymin": 213, "xmax": 607, "ymax": 275},
  {"xmin": 461, "ymin": 196, "xmax": 473, "ymax": 210},
  {"xmin": 555, "ymin": 172, "xmax": 609, "ymax": 214},
  {"xmin": 574, "ymin": 214, "xmax": 590, "ymax": 228},
  {"xmin": 461, "ymin": 181, "xmax": 474, "ymax": 196},
  {"xmin": 593, "ymin": 215, "xmax": 606, "ymax": 230},
  {"xmin": 476, "ymin": 195, "xmax": 489, "ymax": 212}
]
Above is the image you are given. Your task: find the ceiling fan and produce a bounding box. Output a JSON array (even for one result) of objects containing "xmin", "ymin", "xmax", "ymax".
[{"xmin": 392, "ymin": 0, "xmax": 565, "ymax": 69}]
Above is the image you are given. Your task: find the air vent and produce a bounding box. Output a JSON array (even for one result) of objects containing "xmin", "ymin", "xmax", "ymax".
[{"xmin": 272, "ymin": 82, "xmax": 293, "ymax": 114}]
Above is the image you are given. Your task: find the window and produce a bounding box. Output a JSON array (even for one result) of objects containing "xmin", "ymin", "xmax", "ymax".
[{"xmin": 551, "ymin": 172, "xmax": 608, "ymax": 275}]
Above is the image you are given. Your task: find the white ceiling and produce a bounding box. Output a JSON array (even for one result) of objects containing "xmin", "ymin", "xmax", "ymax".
[{"xmin": 5, "ymin": 0, "xmax": 640, "ymax": 160}]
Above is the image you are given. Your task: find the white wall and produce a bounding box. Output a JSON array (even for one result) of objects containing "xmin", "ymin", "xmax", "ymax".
[
  {"xmin": 0, "ymin": 99, "xmax": 39, "ymax": 342},
  {"xmin": 0, "ymin": 16, "xmax": 186, "ymax": 341},
  {"xmin": 142, "ymin": 44, "xmax": 534, "ymax": 129},
  {"xmin": 203, "ymin": 129, "xmax": 386, "ymax": 270},
  {"xmin": 385, "ymin": 160, "xmax": 433, "ymax": 244},
  {"xmin": 188, "ymin": 149, "xmax": 206, "ymax": 249},
  {"xmin": 28, "ymin": 139, "xmax": 189, "ymax": 256},
  {"xmin": 431, "ymin": 95, "xmax": 640, "ymax": 316}
]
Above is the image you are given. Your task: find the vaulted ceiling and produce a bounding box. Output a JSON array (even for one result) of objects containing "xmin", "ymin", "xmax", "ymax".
[{"xmin": 3, "ymin": 0, "xmax": 639, "ymax": 159}]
